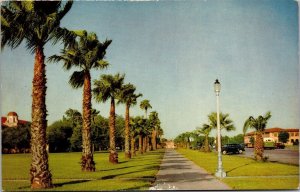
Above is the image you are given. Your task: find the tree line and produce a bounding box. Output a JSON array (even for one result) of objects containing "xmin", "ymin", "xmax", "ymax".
[{"xmin": 47, "ymin": 108, "xmax": 164, "ymax": 154}]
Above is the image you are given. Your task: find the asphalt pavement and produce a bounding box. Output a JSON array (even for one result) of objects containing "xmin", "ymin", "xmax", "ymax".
[
  {"xmin": 239, "ymin": 148, "xmax": 299, "ymax": 165},
  {"xmin": 150, "ymin": 149, "xmax": 231, "ymax": 190}
]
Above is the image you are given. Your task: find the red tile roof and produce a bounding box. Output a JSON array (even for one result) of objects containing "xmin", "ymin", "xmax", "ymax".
[
  {"xmin": 7, "ymin": 112, "xmax": 18, "ymax": 116},
  {"xmin": 1, "ymin": 117, "xmax": 6, "ymax": 125},
  {"xmin": 246, "ymin": 127, "xmax": 299, "ymax": 136}
]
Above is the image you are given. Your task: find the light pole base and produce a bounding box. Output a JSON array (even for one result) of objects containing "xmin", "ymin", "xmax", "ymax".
[{"xmin": 215, "ymin": 169, "xmax": 226, "ymax": 178}]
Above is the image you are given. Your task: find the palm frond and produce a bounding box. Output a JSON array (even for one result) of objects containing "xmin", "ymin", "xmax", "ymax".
[
  {"xmin": 69, "ymin": 70, "xmax": 85, "ymax": 89},
  {"xmin": 57, "ymin": 0, "xmax": 73, "ymax": 20}
]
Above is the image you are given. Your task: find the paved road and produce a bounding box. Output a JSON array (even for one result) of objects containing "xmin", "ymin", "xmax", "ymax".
[
  {"xmin": 150, "ymin": 149, "xmax": 231, "ymax": 190},
  {"xmin": 238, "ymin": 148, "xmax": 299, "ymax": 165}
]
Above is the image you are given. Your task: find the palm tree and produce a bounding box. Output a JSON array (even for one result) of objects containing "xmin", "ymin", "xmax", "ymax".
[
  {"xmin": 140, "ymin": 100, "xmax": 152, "ymax": 118},
  {"xmin": 207, "ymin": 112, "xmax": 235, "ymax": 149},
  {"xmin": 148, "ymin": 111, "xmax": 161, "ymax": 150},
  {"xmin": 93, "ymin": 73, "xmax": 125, "ymax": 164},
  {"xmin": 243, "ymin": 111, "xmax": 272, "ymax": 161},
  {"xmin": 1, "ymin": 1, "xmax": 73, "ymax": 188},
  {"xmin": 196, "ymin": 124, "xmax": 212, "ymax": 152},
  {"xmin": 118, "ymin": 83, "xmax": 142, "ymax": 159},
  {"xmin": 49, "ymin": 31, "xmax": 112, "ymax": 171},
  {"xmin": 130, "ymin": 116, "xmax": 147, "ymax": 154},
  {"xmin": 129, "ymin": 116, "xmax": 142, "ymax": 156}
]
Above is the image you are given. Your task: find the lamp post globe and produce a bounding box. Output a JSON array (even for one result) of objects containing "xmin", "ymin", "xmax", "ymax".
[{"xmin": 214, "ymin": 79, "xmax": 226, "ymax": 178}]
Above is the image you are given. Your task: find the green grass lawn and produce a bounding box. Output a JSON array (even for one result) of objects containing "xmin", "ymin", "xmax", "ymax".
[
  {"xmin": 2, "ymin": 150, "xmax": 164, "ymax": 191},
  {"xmin": 177, "ymin": 149, "xmax": 299, "ymax": 190}
]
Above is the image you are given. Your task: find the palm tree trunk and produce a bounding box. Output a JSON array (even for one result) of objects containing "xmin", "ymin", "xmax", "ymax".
[
  {"xmin": 109, "ymin": 98, "xmax": 118, "ymax": 164},
  {"xmin": 139, "ymin": 134, "xmax": 143, "ymax": 154},
  {"xmin": 255, "ymin": 132, "xmax": 264, "ymax": 161},
  {"xmin": 143, "ymin": 136, "xmax": 147, "ymax": 152},
  {"xmin": 81, "ymin": 72, "xmax": 95, "ymax": 171},
  {"xmin": 131, "ymin": 137, "xmax": 136, "ymax": 157},
  {"xmin": 204, "ymin": 134, "xmax": 210, "ymax": 152},
  {"xmin": 30, "ymin": 46, "xmax": 52, "ymax": 189},
  {"xmin": 152, "ymin": 130, "xmax": 157, "ymax": 150},
  {"xmin": 124, "ymin": 104, "xmax": 131, "ymax": 159}
]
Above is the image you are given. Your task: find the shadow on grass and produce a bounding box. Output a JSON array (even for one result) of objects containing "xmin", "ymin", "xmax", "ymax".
[
  {"xmin": 101, "ymin": 165, "xmax": 159, "ymax": 180},
  {"xmin": 54, "ymin": 179, "xmax": 90, "ymax": 187},
  {"xmin": 226, "ymin": 163, "xmax": 252, "ymax": 174},
  {"xmin": 100, "ymin": 162, "xmax": 159, "ymax": 172},
  {"xmin": 16, "ymin": 180, "xmax": 91, "ymax": 190}
]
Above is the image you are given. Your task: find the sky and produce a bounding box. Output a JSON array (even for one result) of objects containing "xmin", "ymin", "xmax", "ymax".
[{"xmin": 1, "ymin": 0, "xmax": 299, "ymax": 139}]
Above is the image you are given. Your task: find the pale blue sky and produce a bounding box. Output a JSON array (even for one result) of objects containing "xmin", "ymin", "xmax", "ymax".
[{"xmin": 1, "ymin": 0, "xmax": 299, "ymax": 139}]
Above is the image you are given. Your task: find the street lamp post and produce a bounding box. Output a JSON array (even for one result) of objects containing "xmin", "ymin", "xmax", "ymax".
[{"xmin": 214, "ymin": 79, "xmax": 226, "ymax": 178}]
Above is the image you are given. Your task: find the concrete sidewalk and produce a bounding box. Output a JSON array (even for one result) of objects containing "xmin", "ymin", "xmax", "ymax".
[{"xmin": 150, "ymin": 149, "xmax": 231, "ymax": 190}]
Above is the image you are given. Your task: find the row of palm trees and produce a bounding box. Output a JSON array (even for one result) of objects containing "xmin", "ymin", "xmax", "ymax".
[
  {"xmin": 175, "ymin": 111, "xmax": 272, "ymax": 162},
  {"xmin": 1, "ymin": 1, "xmax": 163, "ymax": 189}
]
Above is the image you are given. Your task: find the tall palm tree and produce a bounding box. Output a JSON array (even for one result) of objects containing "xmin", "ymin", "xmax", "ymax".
[
  {"xmin": 140, "ymin": 99, "xmax": 152, "ymax": 118},
  {"xmin": 1, "ymin": 1, "xmax": 73, "ymax": 189},
  {"xmin": 148, "ymin": 111, "xmax": 161, "ymax": 150},
  {"xmin": 93, "ymin": 73, "xmax": 125, "ymax": 164},
  {"xmin": 243, "ymin": 111, "xmax": 272, "ymax": 161},
  {"xmin": 196, "ymin": 124, "xmax": 212, "ymax": 152},
  {"xmin": 118, "ymin": 83, "xmax": 142, "ymax": 159},
  {"xmin": 49, "ymin": 31, "xmax": 112, "ymax": 171}
]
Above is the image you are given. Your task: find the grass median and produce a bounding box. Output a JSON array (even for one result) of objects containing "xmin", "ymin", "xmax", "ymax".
[
  {"xmin": 2, "ymin": 149, "xmax": 164, "ymax": 191},
  {"xmin": 177, "ymin": 148, "xmax": 299, "ymax": 190}
]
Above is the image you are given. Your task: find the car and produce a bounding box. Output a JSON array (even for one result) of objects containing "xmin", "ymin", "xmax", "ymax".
[
  {"xmin": 275, "ymin": 142, "xmax": 285, "ymax": 149},
  {"xmin": 221, "ymin": 144, "xmax": 243, "ymax": 155}
]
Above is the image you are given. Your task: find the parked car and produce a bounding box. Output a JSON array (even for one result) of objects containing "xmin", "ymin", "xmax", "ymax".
[
  {"xmin": 275, "ymin": 142, "xmax": 285, "ymax": 149},
  {"xmin": 221, "ymin": 144, "xmax": 243, "ymax": 155}
]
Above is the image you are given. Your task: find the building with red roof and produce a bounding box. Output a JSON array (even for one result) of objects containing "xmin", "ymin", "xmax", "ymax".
[
  {"xmin": 244, "ymin": 127, "xmax": 299, "ymax": 146},
  {"xmin": 1, "ymin": 112, "xmax": 29, "ymax": 128}
]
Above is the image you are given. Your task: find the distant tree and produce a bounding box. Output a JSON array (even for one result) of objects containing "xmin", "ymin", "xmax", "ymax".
[
  {"xmin": 47, "ymin": 120, "xmax": 73, "ymax": 152},
  {"xmin": 228, "ymin": 134, "xmax": 244, "ymax": 144},
  {"xmin": 278, "ymin": 131, "xmax": 289, "ymax": 144},
  {"xmin": 64, "ymin": 108, "xmax": 82, "ymax": 126},
  {"xmin": 130, "ymin": 116, "xmax": 147, "ymax": 154},
  {"xmin": 70, "ymin": 125, "xmax": 82, "ymax": 152},
  {"xmin": 93, "ymin": 115, "xmax": 109, "ymax": 151},
  {"xmin": 250, "ymin": 136, "xmax": 255, "ymax": 146},
  {"xmin": 2, "ymin": 123, "xmax": 31, "ymax": 151},
  {"xmin": 196, "ymin": 124, "xmax": 212, "ymax": 152},
  {"xmin": 148, "ymin": 111, "xmax": 161, "ymax": 150},
  {"xmin": 243, "ymin": 111, "xmax": 272, "ymax": 161}
]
